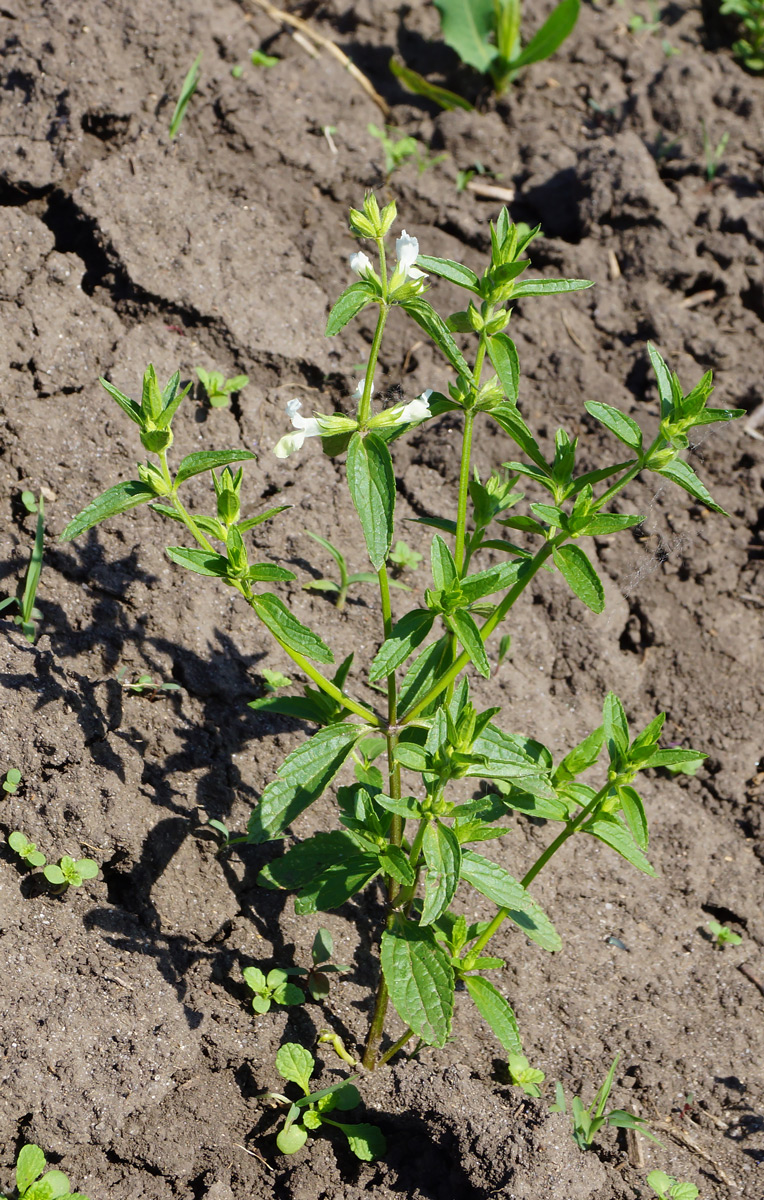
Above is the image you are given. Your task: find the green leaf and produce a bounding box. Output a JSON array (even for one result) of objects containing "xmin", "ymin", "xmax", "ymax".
[
  {"xmin": 381, "ymin": 924, "xmax": 455, "ymax": 1046},
  {"xmin": 582, "ymin": 813, "xmax": 657, "ymax": 876},
  {"xmin": 248, "ymin": 695, "xmax": 328, "ymax": 722},
  {"xmin": 510, "ymin": 277, "xmax": 592, "ymax": 297},
  {"xmin": 448, "ymin": 609, "xmax": 490, "ymax": 678},
  {"xmin": 493, "ymin": 404, "xmax": 550, "ymax": 472},
  {"xmin": 312, "ymin": 928, "xmax": 333, "ymax": 964},
  {"xmin": 400, "ymin": 298, "xmax": 472, "ymax": 378},
  {"xmin": 174, "ymin": 449, "xmax": 256, "ymax": 485},
  {"xmin": 579, "ymin": 513, "xmax": 643, "ymax": 536},
  {"xmin": 647, "ymin": 342, "xmax": 674, "ymax": 418},
  {"xmin": 276, "ymin": 1042, "xmax": 314, "ymax": 1092},
  {"xmin": 464, "ymin": 976, "xmax": 522, "ymax": 1054},
  {"xmin": 165, "ymin": 547, "xmax": 231, "ymax": 578},
  {"xmin": 258, "ymin": 831, "xmax": 361, "ymax": 889},
  {"xmin": 584, "ymin": 401, "xmax": 643, "ymax": 451},
  {"xmin": 389, "ymin": 56, "xmax": 474, "ymax": 111},
  {"xmin": 603, "ymin": 692, "xmax": 629, "ymax": 759},
  {"xmin": 460, "ymin": 559, "xmax": 524, "ymax": 603},
  {"xmin": 398, "ymin": 635, "xmax": 452, "ymax": 715},
  {"xmin": 334, "ymin": 1123, "xmax": 387, "ymax": 1161},
  {"xmin": 248, "ymin": 724, "xmax": 362, "ymax": 843},
  {"xmin": 618, "ymin": 785, "xmax": 648, "ymax": 849},
  {"xmin": 430, "ymin": 535, "xmax": 458, "ymax": 591},
  {"xmin": 638, "ymin": 747, "xmax": 707, "ymax": 770},
  {"xmin": 656, "ymin": 459, "xmax": 727, "ymax": 515},
  {"xmin": 326, "ymin": 281, "xmax": 376, "ymax": 336},
  {"xmin": 415, "ymin": 255, "xmax": 480, "ymax": 292},
  {"xmin": 378, "ymin": 845, "xmax": 416, "ymax": 887},
  {"xmin": 251, "ymin": 593, "xmax": 334, "ymax": 664},
  {"xmin": 99, "ymin": 378, "xmax": 144, "ymax": 426},
  {"xmin": 433, "ymin": 0, "xmax": 497, "ymax": 72},
  {"xmin": 552, "ymin": 544, "xmax": 605, "ymax": 613},
  {"xmin": 16, "ymin": 1145, "xmax": 46, "ymax": 1193},
  {"xmin": 247, "ymin": 563, "xmax": 295, "ymax": 583},
  {"xmin": 461, "ymin": 850, "xmax": 561, "ymax": 951},
  {"xmin": 75, "ymin": 858, "xmax": 98, "ymax": 880},
  {"xmin": 238, "ymin": 505, "xmax": 291, "ymax": 531},
  {"xmin": 59, "ymin": 481, "xmax": 156, "ymax": 542},
  {"xmin": 295, "ymin": 856, "xmax": 381, "ymax": 914},
  {"xmin": 421, "ymin": 821, "xmax": 462, "ymax": 925},
  {"xmin": 553, "ymin": 726, "xmax": 604, "ymax": 783},
  {"xmin": 276, "ymin": 1123, "xmax": 307, "ymax": 1155},
  {"xmin": 25, "ymin": 1169, "xmax": 71, "ymax": 1199},
  {"xmin": 506, "ymin": 0, "xmax": 580, "ymax": 71},
  {"xmin": 369, "ymin": 609, "xmax": 436, "ymax": 682},
  {"xmin": 169, "ymin": 52, "xmax": 202, "ymax": 139},
  {"xmin": 43, "ymin": 865, "xmax": 66, "ymax": 886},
  {"xmin": 487, "ymin": 334, "xmax": 520, "ymax": 405},
  {"xmin": 346, "ymin": 432, "xmax": 395, "ymax": 571}
]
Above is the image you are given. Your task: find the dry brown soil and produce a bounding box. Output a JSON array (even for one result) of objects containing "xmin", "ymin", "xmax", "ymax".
[{"xmin": 1, "ymin": 1, "xmax": 764, "ymax": 1197}]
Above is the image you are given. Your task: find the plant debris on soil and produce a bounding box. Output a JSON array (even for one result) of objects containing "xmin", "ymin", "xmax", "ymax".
[{"xmin": 1, "ymin": 1, "xmax": 763, "ymax": 1197}]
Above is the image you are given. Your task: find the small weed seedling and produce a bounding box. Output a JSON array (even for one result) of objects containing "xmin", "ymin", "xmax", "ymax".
[
  {"xmin": 434, "ymin": 0, "xmax": 580, "ymax": 94},
  {"xmin": 270, "ymin": 1043, "xmax": 385, "ymax": 1159},
  {"xmin": 3, "ymin": 768, "xmax": 22, "ymax": 795},
  {"xmin": 388, "ymin": 539, "xmax": 422, "ymax": 574},
  {"xmin": 0, "ymin": 493, "xmax": 44, "ymax": 644},
  {"xmin": 303, "ymin": 531, "xmax": 407, "ymax": 610},
  {"xmin": 43, "ymin": 856, "xmax": 98, "ymax": 892},
  {"xmin": 507, "ymin": 1051, "xmax": 545, "ymax": 1097},
  {"xmin": 20, "ymin": 491, "xmax": 38, "ymax": 513},
  {"xmin": 196, "ymin": 367, "xmax": 249, "ymax": 409},
  {"xmin": 169, "ymin": 53, "xmax": 201, "ymax": 139},
  {"xmin": 626, "ymin": 0, "xmax": 662, "ymax": 35},
  {"xmin": 368, "ymin": 125, "xmax": 445, "ymax": 178},
  {"xmin": 243, "ymin": 966, "xmax": 306, "ymax": 1013},
  {"xmin": 117, "ymin": 666, "xmax": 181, "ymax": 697},
  {"xmin": 550, "ymin": 1056, "xmax": 661, "ymax": 1151},
  {"xmin": 262, "ymin": 668, "xmax": 292, "ymax": 692},
  {"xmin": 8, "ymin": 831, "xmax": 46, "ymax": 869},
  {"xmin": 0, "ymin": 1143, "xmax": 90, "ymax": 1200},
  {"xmin": 647, "ymin": 1170, "xmax": 699, "ymax": 1200},
  {"xmin": 707, "ymin": 919, "xmax": 742, "ymax": 947},
  {"xmin": 700, "ymin": 120, "xmax": 730, "ymax": 182},
  {"xmin": 251, "ymin": 48, "xmax": 279, "ymax": 68},
  {"xmin": 720, "ymin": 0, "xmax": 764, "ymax": 71},
  {"xmin": 61, "ymin": 194, "xmax": 744, "ymax": 1074},
  {"xmin": 289, "ymin": 928, "xmax": 350, "ymax": 1000}
]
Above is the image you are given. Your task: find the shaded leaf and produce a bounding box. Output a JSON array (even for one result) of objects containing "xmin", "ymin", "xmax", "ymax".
[
  {"xmin": 60, "ymin": 481, "xmax": 156, "ymax": 542},
  {"xmin": 465, "ymin": 975, "xmax": 522, "ymax": 1054},
  {"xmin": 381, "ymin": 924, "xmax": 454, "ymax": 1047}
]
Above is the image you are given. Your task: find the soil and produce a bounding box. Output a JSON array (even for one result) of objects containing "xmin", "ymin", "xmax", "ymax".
[{"xmin": 1, "ymin": 1, "xmax": 764, "ymax": 1197}]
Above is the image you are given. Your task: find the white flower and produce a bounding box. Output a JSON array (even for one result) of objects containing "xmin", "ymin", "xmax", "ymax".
[
  {"xmin": 349, "ymin": 251, "xmax": 374, "ymax": 277},
  {"xmin": 395, "ymin": 230, "xmax": 426, "ymax": 281},
  {"xmin": 273, "ymin": 398, "xmax": 322, "ymax": 459},
  {"xmin": 353, "ymin": 379, "xmax": 375, "ymax": 399},
  {"xmin": 399, "ymin": 390, "xmax": 432, "ymax": 423}
]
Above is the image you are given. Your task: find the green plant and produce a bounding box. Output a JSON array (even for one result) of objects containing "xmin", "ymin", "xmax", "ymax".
[
  {"xmin": 720, "ymin": 0, "xmax": 764, "ymax": 71},
  {"xmin": 243, "ymin": 966, "xmax": 306, "ymax": 1013},
  {"xmin": 303, "ymin": 531, "xmax": 408, "ymax": 610},
  {"xmin": 1, "ymin": 493, "xmax": 44, "ymax": 643},
  {"xmin": 169, "ymin": 52, "xmax": 202, "ymax": 139},
  {"xmin": 289, "ymin": 928, "xmax": 350, "ymax": 1000},
  {"xmin": 8, "ymin": 831, "xmax": 46, "ymax": 869},
  {"xmin": 3, "ymin": 768, "xmax": 22, "ymax": 795},
  {"xmin": 0, "ymin": 1143, "xmax": 90, "ymax": 1200},
  {"xmin": 647, "ymin": 1170, "xmax": 699, "ymax": 1200},
  {"xmin": 700, "ymin": 120, "xmax": 730, "ymax": 182},
  {"xmin": 60, "ymin": 193, "xmax": 744, "ymax": 1074},
  {"xmin": 707, "ymin": 919, "xmax": 742, "ymax": 946},
  {"xmin": 389, "ymin": 539, "xmax": 423, "ymax": 573},
  {"xmin": 251, "ymin": 48, "xmax": 279, "ymax": 68},
  {"xmin": 196, "ymin": 367, "xmax": 249, "ymax": 408},
  {"xmin": 270, "ymin": 1043, "xmax": 385, "ymax": 1159},
  {"xmin": 433, "ymin": 0, "xmax": 581, "ymax": 94},
  {"xmin": 507, "ymin": 1051, "xmax": 545, "ymax": 1097},
  {"xmin": 262, "ymin": 667, "xmax": 292, "ymax": 691},
  {"xmin": 116, "ymin": 666, "xmax": 181, "ymax": 697},
  {"xmin": 20, "ymin": 491, "xmax": 38, "ymax": 513},
  {"xmin": 368, "ymin": 124, "xmax": 446, "ymax": 178},
  {"xmin": 627, "ymin": 0, "xmax": 661, "ymax": 35},
  {"xmin": 43, "ymin": 856, "xmax": 98, "ymax": 892},
  {"xmin": 550, "ymin": 1055, "xmax": 660, "ymax": 1151}
]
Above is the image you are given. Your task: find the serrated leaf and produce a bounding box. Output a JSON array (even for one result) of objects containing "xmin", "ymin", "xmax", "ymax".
[
  {"xmin": 553, "ymin": 544, "xmax": 605, "ymax": 613},
  {"xmin": 487, "ymin": 333, "xmax": 520, "ymax": 405},
  {"xmin": 326, "ymin": 281, "xmax": 376, "ymax": 336},
  {"xmin": 460, "ymin": 559, "xmax": 524, "ymax": 603},
  {"xmin": 421, "ymin": 821, "xmax": 462, "ymax": 925},
  {"xmin": 647, "ymin": 342, "xmax": 674, "ymax": 418},
  {"xmin": 248, "ymin": 695, "xmax": 328, "ymax": 722},
  {"xmin": 415, "ymin": 254, "xmax": 480, "ymax": 291},
  {"xmin": 448, "ymin": 609, "xmax": 490, "ymax": 678},
  {"xmin": 430, "ymin": 535, "xmax": 458, "ymax": 591},
  {"xmin": 295, "ymin": 857, "xmax": 381, "ymax": 914},
  {"xmin": 461, "ymin": 850, "xmax": 561, "ymax": 951},
  {"xmin": 433, "ymin": 0, "xmax": 497, "ymax": 72},
  {"xmin": 258, "ymin": 831, "xmax": 361, "ymax": 890},
  {"xmin": 398, "ymin": 635, "xmax": 452, "ymax": 715},
  {"xmin": 381, "ymin": 924, "xmax": 454, "ymax": 1046},
  {"xmin": 276, "ymin": 1042, "xmax": 314, "ymax": 1091},
  {"xmin": 638, "ymin": 748, "xmax": 707, "ymax": 770},
  {"xmin": 247, "ymin": 563, "xmax": 295, "ymax": 583},
  {"xmin": 346, "ymin": 432, "xmax": 395, "ymax": 571},
  {"xmin": 16, "ymin": 1145, "xmax": 45, "ymax": 1193},
  {"xmin": 603, "ymin": 692, "xmax": 629, "ymax": 759},
  {"xmin": 618, "ymin": 785, "xmax": 648, "ymax": 849},
  {"xmin": 379, "ymin": 844, "xmax": 416, "ymax": 887},
  {"xmin": 174, "ymin": 449, "xmax": 256, "ymax": 485},
  {"xmin": 510, "ymin": 277, "xmax": 593, "ymax": 297},
  {"xmin": 580, "ymin": 513, "xmax": 643, "ymax": 536},
  {"xmin": 389, "ymin": 56, "xmax": 474, "ymax": 111},
  {"xmin": 584, "ymin": 401, "xmax": 643, "ymax": 451},
  {"xmin": 238, "ymin": 504, "xmax": 291, "ymax": 531},
  {"xmin": 59, "ymin": 481, "xmax": 156, "ymax": 542},
  {"xmin": 248, "ymin": 724, "xmax": 361, "ymax": 843},
  {"xmin": 493, "ymin": 404, "xmax": 551, "ymax": 472},
  {"xmin": 582, "ymin": 813, "xmax": 656, "ymax": 876},
  {"xmin": 369, "ymin": 609, "xmax": 436, "ymax": 682},
  {"xmin": 656, "ymin": 459, "xmax": 727, "ymax": 515},
  {"xmin": 553, "ymin": 726, "xmax": 604, "ymax": 784},
  {"xmin": 335, "ymin": 1122, "xmax": 387, "ymax": 1161},
  {"xmin": 400, "ymin": 298, "xmax": 472, "ymax": 378},
  {"xmin": 251, "ymin": 592, "xmax": 334, "ymax": 664},
  {"xmin": 464, "ymin": 976, "xmax": 522, "ymax": 1054},
  {"xmin": 166, "ymin": 547, "xmax": 231, "ymax": 578},
  {"xmin": 506, "ymin": 0, "xmax": 581, "ymax": 71},
  {"xmin": 100, "ymin": 378, "xmax": 143, "ymax": 426}
]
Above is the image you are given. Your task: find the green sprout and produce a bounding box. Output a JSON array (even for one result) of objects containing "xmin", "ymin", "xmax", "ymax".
[
  {"xmin": 3, "ymin": 768, "xmax": 22, "ymax": 795},
  {"xmin": 196, "ymin": 367, "xmax": 249, "ymax": 409},
  {"xmin": 0, "ymin": 1143, "xmax": 90, "ymax": 1200},
  {"xmin": 388, "ymin": 539, "xmax": 423, "ymax": 573},
  {"xmin": 8, "ymin": 831, "xmax": 46, "ymax": 869},
  {"xmin": 20, "ymin": 491, "xmax": 38, "ymax": 514},
  {"xmin": 251, "ymin": 48, "xmax": 279, "ymax": 68},
  {"xmin": 700, "ymin": 120, "xmax": 730, "ymax": 182},
  {"xmin": 270, "ymin": 1043, "xmax": 385, "ymax": 1160},
  {"xmin": 707, "ymin": 919, "xmax": 742, "ymax": 947},
  {"xmin": 720, "ymin": 0, "xmax": 764, "ymax": 71},
  {"xmin": 303, "ymin": 531, "xmax": 408, "ymax": 610},
  {"xmin": 550, "ymin": 1055, "xmax": 661, "ymax": 1151},
  {"xmin": 368, "ymin": 125, "xmax": 446, "ymax": 178},
  {"xmin": 169, "ymin": 52, "xmax": 202, "ymax": 139},
  {"xmin": 507, "ymin": 1051, "xmax": 545, "ymax": 1097},
  {"xmin": 647, "ymin": 1170, "xmax": 699, "ymax": 1199},
  {"xmin": 288, "ymin": 928, "xmax": 350, "ymax": 1001},
  {"xmin": 1, "ymin": 493, "xmax": 44, "ymax": 643},
  {"xmin": 261, "ymin": 668, "xmax": 292, "ymax": 691},
  {"xmin": 116, "ymin": 667, "xmax": 181, "ymax": 697},
  {"xmin": 243, "ymin": 966, "xmax": 305, "ymax": 1014},
  {"xmin": 43, "ymin": 856, "xmax": 99, "ymax": 892}
]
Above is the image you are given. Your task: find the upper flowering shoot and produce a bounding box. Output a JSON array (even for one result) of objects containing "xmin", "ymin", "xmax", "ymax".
[
  {"xmin": 368, "ymin": 390, "xmax": 433, "ymax": 432},
  {"xmin": 388, "ymin": 231, "xmax": 428, "ymax": 298},
  {"xmin": 273, "ymin": 399, "xmax": 357, "ymax": 460}
]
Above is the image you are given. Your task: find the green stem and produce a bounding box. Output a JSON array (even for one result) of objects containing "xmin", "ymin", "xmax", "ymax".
[
  {"xmin": 376, "ymin": 1027, "xmax": 416, "ymax": 1067},
  {"xmin": 454, "ymin": 409, "xmax": 475, "ymax": 574},
  {"xmin": 358, "ymin": 247, "xmax": 389, "ymax": 427}
]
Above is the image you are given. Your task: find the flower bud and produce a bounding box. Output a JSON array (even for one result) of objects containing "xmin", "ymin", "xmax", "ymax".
[
  {"xmin": 349, "ymin": 207, "xmax": 377, "ymax": 238},
  {"xmin": 140, "ymin": 427, "xmax": 173, "ymax": 455},
  {"xmin": 137, "ymin": 461, "xmax": 171, "ymax": 496}
]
